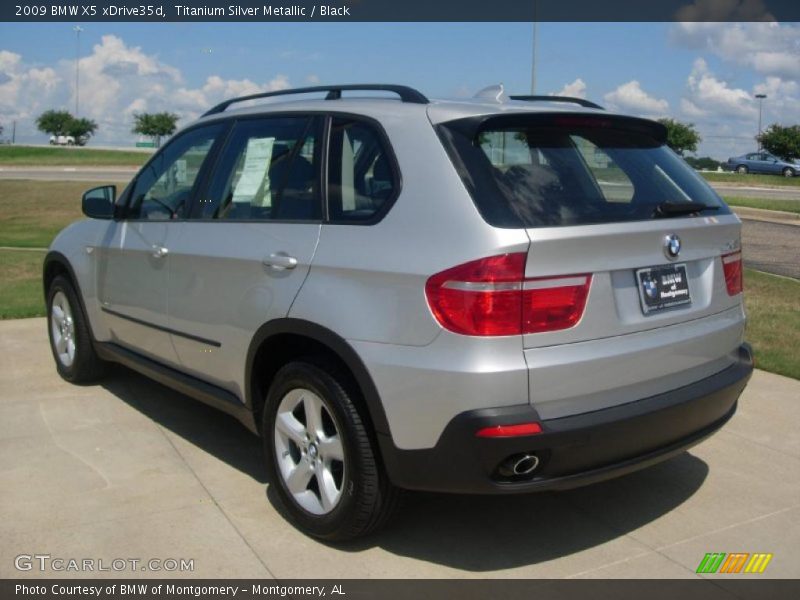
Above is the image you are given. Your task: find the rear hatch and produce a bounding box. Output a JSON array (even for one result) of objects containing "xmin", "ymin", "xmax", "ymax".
[{"xmin": 436, "ymin": 110, "xmax": 746, "ymax": 417}]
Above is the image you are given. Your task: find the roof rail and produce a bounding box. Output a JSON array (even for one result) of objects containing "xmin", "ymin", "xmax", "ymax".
[
  {"xmin": 508, "ymin": 95, "xmax": 604, "ymax": 110},
  {"xmin": 202, "ymin": 84, "xmax": 429, "ymax": 116}
]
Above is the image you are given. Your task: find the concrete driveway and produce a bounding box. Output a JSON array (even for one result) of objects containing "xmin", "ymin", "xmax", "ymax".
[{"xmin": 1, "ymin": 318, "xmax": 798, "ymax": 579}]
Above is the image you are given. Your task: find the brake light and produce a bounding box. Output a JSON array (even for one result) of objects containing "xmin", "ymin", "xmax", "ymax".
[
  {"xmin": 476, "ymin": 422, "xmax": 543, "ymax": 438},
  {"xmin": 425, "ymin": 253, "xmax": 592, "ymax": 336},
  {"xmin": 722, "ymin": 251, "xmax": 743, "ymax": 296}
]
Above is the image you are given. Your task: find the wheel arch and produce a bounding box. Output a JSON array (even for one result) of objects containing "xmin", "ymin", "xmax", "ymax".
[
  {"xmin": 245, "ymin": 319, "xmax": 391, "ymax": 441},
  {"xmin": 43, "ymin": 251, "xmax": 95, "ymax": 340}
]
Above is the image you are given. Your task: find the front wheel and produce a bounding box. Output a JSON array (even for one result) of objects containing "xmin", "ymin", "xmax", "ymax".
[
  {"xmin": 736, "ymin": 165, "xmax": 749, "ymax": 174},
  {"xmin": 262, "ymin": 360, "xmax": 399, "ymax": 541},
  {"xmin": 47, "ymin": 275, "xmax": 106, "ymax": 383},
  {"xmin": 783, "ymin": 167, "xmax": 795, "ymax": 177}
]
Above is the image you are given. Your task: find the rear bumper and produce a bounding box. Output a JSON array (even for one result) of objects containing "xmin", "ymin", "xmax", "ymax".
[{"xmin": 380, "ymin": 343, "xmax": 753, "ymax": 494}]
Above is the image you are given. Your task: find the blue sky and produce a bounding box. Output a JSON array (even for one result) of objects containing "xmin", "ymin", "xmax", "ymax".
[{"xmin": 1, "ymin": 22, "xmax": 798, "ymax": 158}]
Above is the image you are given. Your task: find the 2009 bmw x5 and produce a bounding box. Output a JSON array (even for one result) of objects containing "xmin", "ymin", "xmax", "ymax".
[{"xmin": 44, "ymin": 84, "xmax": 753, "ymax": 540}]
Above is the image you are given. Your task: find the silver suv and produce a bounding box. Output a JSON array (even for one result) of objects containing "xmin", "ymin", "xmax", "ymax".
[{"xmin": 45, "ymin": 84, "xmax": 753, "ymax": 540}]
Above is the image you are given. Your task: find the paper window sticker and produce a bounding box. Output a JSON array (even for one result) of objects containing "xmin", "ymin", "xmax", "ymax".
[{"xmin": 233, "ymin": 137, "xmax": 275, "ymax": 204}]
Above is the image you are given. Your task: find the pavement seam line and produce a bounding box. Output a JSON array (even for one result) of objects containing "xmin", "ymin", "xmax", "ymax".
[
  {"xmin": 720, "ymin": 428, "xmax": 800, "ymax": 461},
  {"xmin": 560, "ymin": 495, "xmax": 704, "ymax": 579},
  {"xmin": 564, "ymin": 548, "xmax": 699, "ymax": 579},
  {"xmin": 653, "ymin": 503, "xmax": 800, "ymax": 553},
  {"xmin": 153, "ymin": 424, "xmax": 277, "ymax": 579}
]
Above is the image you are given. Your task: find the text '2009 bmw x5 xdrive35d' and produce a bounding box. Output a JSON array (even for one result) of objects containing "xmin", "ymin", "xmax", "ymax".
[{"xmin": 44, "ymin": 84, "xmax": 753, "ymax": 541}]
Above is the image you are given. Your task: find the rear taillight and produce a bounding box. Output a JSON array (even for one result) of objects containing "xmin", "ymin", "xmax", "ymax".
[
  {"xmin": 425, "ymin": 253, "xmax": 591, "ymax": 336},
  {"xmin": 523, "ymin": 275, "xmax": 592, "ymax": 333},
  {"xmin": 722, "ymin": 251, "xmax": 743, "ymax": 296}
]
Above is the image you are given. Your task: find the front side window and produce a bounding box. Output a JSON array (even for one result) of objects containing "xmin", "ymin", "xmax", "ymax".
[
  {"xmin": 199, "ymin": 117, "xmax": 321, "ymax": 221},
  {"xmin": 328, "ymin": 118, "xmax": 396, "ymax": 223},
  {"xmin": 127, "ymin": 124, "xmax": 223, "ymax": 220}
]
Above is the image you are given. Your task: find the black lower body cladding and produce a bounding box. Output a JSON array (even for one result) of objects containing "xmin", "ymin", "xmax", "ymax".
[{"xmin": 380, "ymin": 344, "xmax": 754, "ymax": 493}]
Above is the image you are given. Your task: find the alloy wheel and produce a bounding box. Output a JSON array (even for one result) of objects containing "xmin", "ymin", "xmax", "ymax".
[
  {"xmin": 273, "ymin": 388, "xmax": 346, "ymax": 515},
  {"xmin": 50, "ymin": 290, "xmax": 76, "ymax": 368}
]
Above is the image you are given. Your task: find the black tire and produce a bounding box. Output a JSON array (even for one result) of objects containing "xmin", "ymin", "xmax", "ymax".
[
  {"xmin": 736, "ymin": 165, "xmax": 749, "ymax": 174},
  {"xmin": 262, "ymin": 360, "xmax": 400, "ymax": 541},
  {"xmin": 46, "ymin": 275, "xmax": 106, "ymax": 383},
  {"xmin": 783, "ymin": 167, "xmax": 795, "ymax": 178}
]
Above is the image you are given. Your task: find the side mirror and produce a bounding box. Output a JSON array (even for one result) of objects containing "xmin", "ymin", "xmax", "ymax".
[{"xmin": 82, "ymin": 185, "xmax": 116, "ymax": 219}]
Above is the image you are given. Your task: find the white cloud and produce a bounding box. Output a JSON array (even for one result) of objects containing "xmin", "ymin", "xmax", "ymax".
[
  {"xmin": 554, "ymin": 78, "xmax": 586, "ymax": 99},
  {"xmin": 671, "ymin": 21, "xmax": 800, "ymax": 80},
  {"xmin": 305, "ymin": 74, "xmax": 321, "ymax": 85},
  {"xmin": 676, "ymin": 59, "xmax": 800, "ymax": 159},
  {"xmin": 603, "ymin": 80, "xmax": 669, "ymax": 116},
  {"xmin": 683, "ymin": 57, "xmax": 755, "ymax": 119},
  {"xmin": 0, "ymin": 50, "xmax": 61, "ymax": 120},
  {"xmin": 0, "ymin": 35, "xmax": 293, "ymax": 144}
]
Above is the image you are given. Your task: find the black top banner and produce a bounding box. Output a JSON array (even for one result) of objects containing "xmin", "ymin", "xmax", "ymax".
[{"xmin": 3, "ymin": 0, "xmax": 800, "ymax": 22}]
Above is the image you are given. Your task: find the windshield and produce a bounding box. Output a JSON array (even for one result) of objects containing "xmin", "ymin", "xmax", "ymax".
[{"xmin": 438, "ymin": 115, "xmax": 730, "ymax": 228}]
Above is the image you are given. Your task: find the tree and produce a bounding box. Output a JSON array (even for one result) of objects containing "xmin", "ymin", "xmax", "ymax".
[
  {"xmin": 35, "ymin": 110, "xmax": 98, "ymax": 145},
  {"xmin": 758, "ymin": 124, "xmax": 800, "ymax": 161},
  {"xmin": 66, "ymin": 117, "xmax": 98, "ymax": 146},
  {"xmin": 132, "ymin": 112, "xmax": 179, "ymax": 147},
  {"xmin": 36, "ymin": 110, "xmax": 75, "ymax": 137},
  {"xmin": 658, "ymin": 118, "xmax": 701, "ymax": 156}
]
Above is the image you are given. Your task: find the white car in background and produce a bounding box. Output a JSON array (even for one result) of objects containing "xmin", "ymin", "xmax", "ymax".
[{"xmin": 49, "ymin": 135, "xmax": 77, "ymax": 146}]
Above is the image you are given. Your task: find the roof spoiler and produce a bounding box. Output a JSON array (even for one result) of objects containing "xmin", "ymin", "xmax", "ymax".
[{"xmin": 509, "ymin": 95, "xmax": 605, "ymax": 110}]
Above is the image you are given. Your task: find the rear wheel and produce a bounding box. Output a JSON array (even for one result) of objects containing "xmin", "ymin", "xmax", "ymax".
[
  {"xmin": 47, "ymin": 275, "xmax": 106, "ymax": 383},
  {"xmin": 262, "ymin": 360, "xmax": 399, "ymax": 541},
  {"xmin": 736, "ymin": 165, "xmax": 749, "ymax": 174},
  {"xmin": 783, "ymin": 167, "xmax": 795, "ymax": 177}
]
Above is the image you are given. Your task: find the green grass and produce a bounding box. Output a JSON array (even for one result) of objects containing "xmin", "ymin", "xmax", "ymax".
[
  {"xmin": 0, "ymin": 145, "xmax": 149, "ymax": 167},
  {"xmin": 744, "ymin": 269, "xmax": 800, "ymax": 380},
  {"xmin": 0, "ymin": 180, "xmax": 127, "ymax": 247},
  {"xmin": 0, "ymin": 249, "xmax": 45, "ymax": 319},
  {"xmin": 700, "ymin": 171, "xmax": 800, "ymax": 187},
  {"xmin": 723, "ymin": 196, "xmax": 800, "ymax": 215}
]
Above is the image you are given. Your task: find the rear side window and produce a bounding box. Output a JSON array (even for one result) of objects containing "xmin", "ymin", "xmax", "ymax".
[
  {"xmin": 439, "ymin": 115, "xmax": 729, "ymax": 228},
  {"xmin": 328, "ymin": 118, "xmax": 397, "ymax": 223},
  {"xmin": 199, "ymin": 117, "xmax": 321, "ymax": 221}
]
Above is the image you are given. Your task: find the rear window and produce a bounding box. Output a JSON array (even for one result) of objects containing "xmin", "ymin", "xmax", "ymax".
[{"xmin": 438, "ymin": 115, "xmax": 729, "ymax": 228}]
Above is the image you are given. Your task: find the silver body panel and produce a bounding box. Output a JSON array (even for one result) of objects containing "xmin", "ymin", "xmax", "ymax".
[
  {"xmin": 167, "ymin": 221, "xmax": 321, "ymax": 398},
  {"xmin": 49, "ymin": 95, "xmax": 748, "ymax": 451}
]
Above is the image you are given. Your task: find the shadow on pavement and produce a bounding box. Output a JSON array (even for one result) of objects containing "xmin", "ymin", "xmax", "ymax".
[
  {"xmin": 352, "ymin": 453, "xmax": 707, "ymax": 570},
  {"xmin": 103, "ymin": 364, "xmax": 709, "ymax": 571},
  {"xmin": 101, "ymin": 365, "xmax": 267, "ymax": 484}
]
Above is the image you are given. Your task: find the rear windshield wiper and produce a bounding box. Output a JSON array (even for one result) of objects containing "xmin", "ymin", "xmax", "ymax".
[{"xmin": 653, "ymin": 201, "xmax": 720, "ymax": 218}]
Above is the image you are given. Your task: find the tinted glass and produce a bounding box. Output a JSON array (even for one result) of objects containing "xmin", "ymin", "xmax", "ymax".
[
  {"xmin": 200, "ymin": 117, "xmax": 320, "ymax": 221},
  {"xmin": 328, "ymin": 118, "xmax": 396, "ymax": 223},
  {"xmin": 127, "ymin": 125, "xmax": 223, "ymax": 220},
  {"xmin": 439, "ymin": 116, "xmax": 729, "ymax": 228}
]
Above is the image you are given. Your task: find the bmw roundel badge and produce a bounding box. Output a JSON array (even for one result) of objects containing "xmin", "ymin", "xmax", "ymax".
[{"xmin": 664, "ymin": 234, "xmax": 681, "ymax": 260}]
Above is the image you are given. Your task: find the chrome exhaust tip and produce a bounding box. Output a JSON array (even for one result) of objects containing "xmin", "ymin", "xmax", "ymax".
[
  {"xmin": 512, "ymin": 453, "xmax": 540, "ymax": 475},
  {"xmin": 497, "ymin": 453, "xmax": 540, "ymax": 478}
]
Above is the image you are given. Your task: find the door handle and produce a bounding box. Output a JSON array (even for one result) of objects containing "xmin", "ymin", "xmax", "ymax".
[
  {"xmin": 263, "ymin": 252, "xmax": 298, "ymax": 271},
  {"xmin": 151, "ymin": 245, "xmax": 169, "ymax": 259}
]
